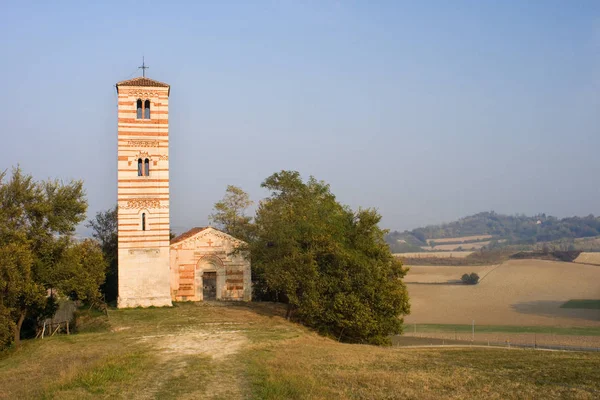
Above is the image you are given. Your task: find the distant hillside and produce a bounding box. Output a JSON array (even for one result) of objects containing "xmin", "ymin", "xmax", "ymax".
[{"xmin": 386, "ymin": 211, "xmax": 600, "ymax": 253}]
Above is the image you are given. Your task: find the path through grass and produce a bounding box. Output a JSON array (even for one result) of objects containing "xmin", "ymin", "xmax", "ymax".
[{"xmin": 1, "ymin": 302, "xmax": 599, "ymax": 399}]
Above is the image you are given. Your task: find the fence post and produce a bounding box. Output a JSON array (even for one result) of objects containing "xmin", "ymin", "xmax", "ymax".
[{"xmin": 472, "ymin": 320, "xmax": 475, "ymax": 342}]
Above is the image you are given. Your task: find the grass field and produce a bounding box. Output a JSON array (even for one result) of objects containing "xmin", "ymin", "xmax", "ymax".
[
  {"xmin": 404, "ymin": 323, "xmax": 600, "ymax": 336},
  {"xmin": 2, "ymin": 302, "xmax": 600, "ymax": 399},
  {"xmin": 405, "ymin": 260, "xmax": 600, "ymax": 327}
]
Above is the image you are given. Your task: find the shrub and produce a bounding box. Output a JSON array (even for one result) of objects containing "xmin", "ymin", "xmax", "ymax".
[{"xmin": 461, "ymin": 272, "xmax": 480, "ymax": 285}]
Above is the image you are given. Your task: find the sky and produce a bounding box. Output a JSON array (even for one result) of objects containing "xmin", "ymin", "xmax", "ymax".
[{"xmin": 0, "ymin": 1, "xmax": 599, "ymax": 235}]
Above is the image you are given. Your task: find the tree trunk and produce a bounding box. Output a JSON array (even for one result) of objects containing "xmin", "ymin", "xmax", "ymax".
[
  {"xmin": 14, "ymin": 309, "xmax": 26, "ymax": 347},
  {"xmin": 285, "ymin": 303, "xmax": 294, "ymax": 320}
]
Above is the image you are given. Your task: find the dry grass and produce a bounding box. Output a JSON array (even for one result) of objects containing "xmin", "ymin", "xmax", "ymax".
[
  {"xmin": 246, "ymin": 334, "xmax": 600, "ymax": 399},
  {"xmin": 395, "ymin": 251, "xmax": 474, "ymax": 258},
  {"xmin": 0, "ymin": 303, "xmax": 298, "ymax": 400},
  {"xmin": 574, "ymin": 252, "xmax": 600, "ymax": 266},
  {"xmin": 405, "ymin": 260, "xmax": 600, "ymax": 327},
  {"xmin": 2, "ymin": 298, "xmax": 600, "ymax": 399},
  {"xmin": 427, "ymin": 235, "xmax": 492, "ymax": 244}
]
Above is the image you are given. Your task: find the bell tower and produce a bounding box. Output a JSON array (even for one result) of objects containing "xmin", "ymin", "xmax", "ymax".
[{"xmin": 115, "ymin": 75, "xmax": 172, "ymax": 308}]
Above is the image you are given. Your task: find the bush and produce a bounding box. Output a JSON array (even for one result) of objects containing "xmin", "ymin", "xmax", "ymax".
[{"xmin": 461, "ymin": 272, "xmax": 480, "ymax": 285}]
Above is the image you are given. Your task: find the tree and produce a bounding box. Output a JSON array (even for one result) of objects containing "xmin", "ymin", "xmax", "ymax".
[
  {"xmin": 0, "ymin": 166, "xmax": 99, "ymax": 347},
  {"xmin": 55, "ymin": 239, "xmax": 107, "ymax": 303},
  {"xmin": 209, "ymin": 185, "xmax": 254, "ymax": 241},
  {"xmin": 86, "ymin": 207, "xmax": 118, "ymax": 302},
  {"xmin": 249, "ymin": 171, "xmax": 410, "ymax": 345},
  {"xmin": 461, "ymin": 273, "xmax": 480, "ymax": 284}
]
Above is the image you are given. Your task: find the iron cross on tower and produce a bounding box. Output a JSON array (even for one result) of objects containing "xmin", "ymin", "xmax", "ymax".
[{"xmin": 138, "ymin": 57, "xmax": 149, "ymax": 77}]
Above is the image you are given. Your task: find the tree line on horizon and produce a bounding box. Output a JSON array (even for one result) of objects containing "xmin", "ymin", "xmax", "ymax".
[{"xmin": 386, "ymin": 211, "xmax": 600, "ymax": 253}]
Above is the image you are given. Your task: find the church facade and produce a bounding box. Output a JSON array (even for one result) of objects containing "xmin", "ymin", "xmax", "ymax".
[
  {"xmin": 170, "ymin": 227, "xmax": 252, "ymax": 302},
  {"xmin": 115, "ymin": 76, "xmax": 251, "ymax": 308}
]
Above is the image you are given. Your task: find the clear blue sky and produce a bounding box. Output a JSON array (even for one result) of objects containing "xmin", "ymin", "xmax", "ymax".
[{"xmin": 1, "ymin": 1, "xmax": 599, "ymax": 234}]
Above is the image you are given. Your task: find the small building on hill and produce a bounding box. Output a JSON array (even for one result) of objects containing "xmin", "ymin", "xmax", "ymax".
[{"xmin": 169, "ymin": 227, "xmax": 252, "ymax": 302}]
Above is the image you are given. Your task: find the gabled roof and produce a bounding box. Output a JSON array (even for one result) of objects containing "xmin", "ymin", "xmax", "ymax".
[
  {"xmin": 115, "ymin": 77, "xmax": 170, "ymax": 95},
  {"xmin": 170, "ymin": 227, "xmax": 209, "ymax": 245},
  {"xmin": 170, "ymin": 226, "xmax": 247, "ymax": 246}
]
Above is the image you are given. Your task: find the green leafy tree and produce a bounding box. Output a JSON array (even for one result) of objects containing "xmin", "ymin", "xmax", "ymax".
[
  {"xmin": 249, "ymin": 171, "xmax": 410, "ymax": 345},
  {"xmin": 461, "ymin": 272, "xmax": 480, "ymax": 284},
  {"xmin": 55, "ymin": 239, "xmax": 107, "ymax": 303},
  {"xmin": 209, "ymin": 185, "xmax": 254, "ymax": 241},
  {"xmin": 0, "ymin": 167, "xmax": 98, "ymax": 347},
  {"xmin": 86, "ymin": 207, "xmax": 118, "ymax": 302}
]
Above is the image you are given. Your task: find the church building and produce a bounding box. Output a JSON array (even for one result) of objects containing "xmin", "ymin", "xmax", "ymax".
[{"xmin": 115, "ymin": 75, "xmax": 251, "ymax": 308}]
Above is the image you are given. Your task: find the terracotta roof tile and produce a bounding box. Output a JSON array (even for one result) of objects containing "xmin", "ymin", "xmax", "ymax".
[
  {"xmin": 116, "ymin": 76, "xmax": 170, "ymax": 88},
  {"xmin": 170, "ymin": 227, "xmax": 209, "ymax": 245}
]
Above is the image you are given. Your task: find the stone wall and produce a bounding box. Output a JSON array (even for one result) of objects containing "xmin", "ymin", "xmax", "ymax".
[{"xmin": 170, "ymin": 228, "xmax": 251, "ymax": 302}]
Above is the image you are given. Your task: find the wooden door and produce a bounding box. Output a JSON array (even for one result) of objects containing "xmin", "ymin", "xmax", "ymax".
[{"xmin": 202, "ymin": 272, "xmax": 217, "ymax": 300}]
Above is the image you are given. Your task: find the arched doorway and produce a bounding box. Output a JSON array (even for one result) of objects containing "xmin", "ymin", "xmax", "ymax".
[{"xmin": 195, "ymin": 256, "xmax": 224, "ymax": 301}]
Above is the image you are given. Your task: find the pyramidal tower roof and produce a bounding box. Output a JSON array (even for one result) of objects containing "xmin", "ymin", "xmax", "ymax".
[{"xmin": 116, "ymin": 77, "xmax": 170, "ymax": 95}]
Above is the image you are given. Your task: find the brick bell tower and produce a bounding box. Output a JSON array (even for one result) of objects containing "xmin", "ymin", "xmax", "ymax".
[{"xmin": 115, "ymin": 73, "xmax": 172, "ymax": 308}]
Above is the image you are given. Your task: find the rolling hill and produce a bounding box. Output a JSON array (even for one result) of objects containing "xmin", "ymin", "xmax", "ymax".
[{"xmin": 387, "ymin": 211, "xmax": 600, "ymax": 253}]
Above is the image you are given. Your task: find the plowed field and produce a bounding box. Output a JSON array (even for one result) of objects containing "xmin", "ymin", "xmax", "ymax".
[{"xmin": 405, "ymin": 260, "xmax": 600, "ymax": 327}]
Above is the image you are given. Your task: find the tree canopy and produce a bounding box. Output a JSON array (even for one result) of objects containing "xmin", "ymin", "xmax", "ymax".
[
  {"xmin": 86, "ymin": 206, "xmax": 118, "ymax": 302},
  {"xmin": 209, "ymin": 185, "xmax": 254, "ymax": 241},
  {"xmin": 0, "ymin": 167, "xmax": 106, "ymax": 348},
  {"xmin": 248, "ymin": 171, "xmax": 410, "ymax": 345}
]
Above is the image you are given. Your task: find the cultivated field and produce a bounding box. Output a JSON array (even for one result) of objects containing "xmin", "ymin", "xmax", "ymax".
[
  {"xmin": 423, "ymin": 241, "xmax": 491, "ymax": 251},
  {"xmin": 574, "ymin": 252, "xmax": 600, "ymax": 266},
  {"xmin": 395, "ymin": 251, "xmax": 474, "ymax": 258},
  {"xmin": 403, "ymin": 265, "xmax": 497, "ymax": 283},
  {"xmin": 426, "ymin": 235, "xmax": 492, "ymax": 244},
  {"xmin": 404, "ymin": 260, "xmax": 600, "ymax": 327},
  {"xmin": 2, "ymin": 302, "xmax": 600, "ymax": 399}
]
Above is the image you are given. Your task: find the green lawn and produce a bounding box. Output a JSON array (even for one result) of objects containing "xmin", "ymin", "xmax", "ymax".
[
  {"xmin": 405, "ymin": 323, "xmax": 600, "ymax": 336},
  {"xmin": 1, "ymin": 303, "xmax": 599, "ymax": 399},
  {"xmin": 561, "ymin": 299, "xmax": 600, "ymax": 310}
]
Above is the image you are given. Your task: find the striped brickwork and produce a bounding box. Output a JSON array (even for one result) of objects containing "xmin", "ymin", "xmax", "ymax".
[
  {"xmin": 116, "ymin": 78, "xmax": 172, "ymax": 308},
  {"xmin": 169, "ymin": 227, "xmax": 252, "ymax": 302}
]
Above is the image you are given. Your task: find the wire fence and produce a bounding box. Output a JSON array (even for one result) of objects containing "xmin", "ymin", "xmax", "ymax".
[{"xmin": 397, "ymin": 323, "xmax": 600, "ymax": 352}]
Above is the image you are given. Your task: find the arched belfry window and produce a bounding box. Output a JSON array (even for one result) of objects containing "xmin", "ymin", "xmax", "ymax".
[
  {"xmin": 141, "ymin": 213, "xmax": 146, "ymax": 231},
  {"xmin": 144, "ymin": 100, "xmax": 151, "ymax": 119},
  {"xmin": 136, "ymin": 99, "xmax": 142, "ymax": 119},
  {"xmin": 137, "ymin": 158, "xmax": 143, "ymax": 176},
  {"xmin": 144, "ymin": 158, "xmax": 150, "ymax": 176}
]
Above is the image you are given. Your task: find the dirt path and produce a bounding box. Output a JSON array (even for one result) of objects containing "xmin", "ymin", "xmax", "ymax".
[{"xmin": 134, "ymin": 326, "xmax": 248, "ymax": 399}]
